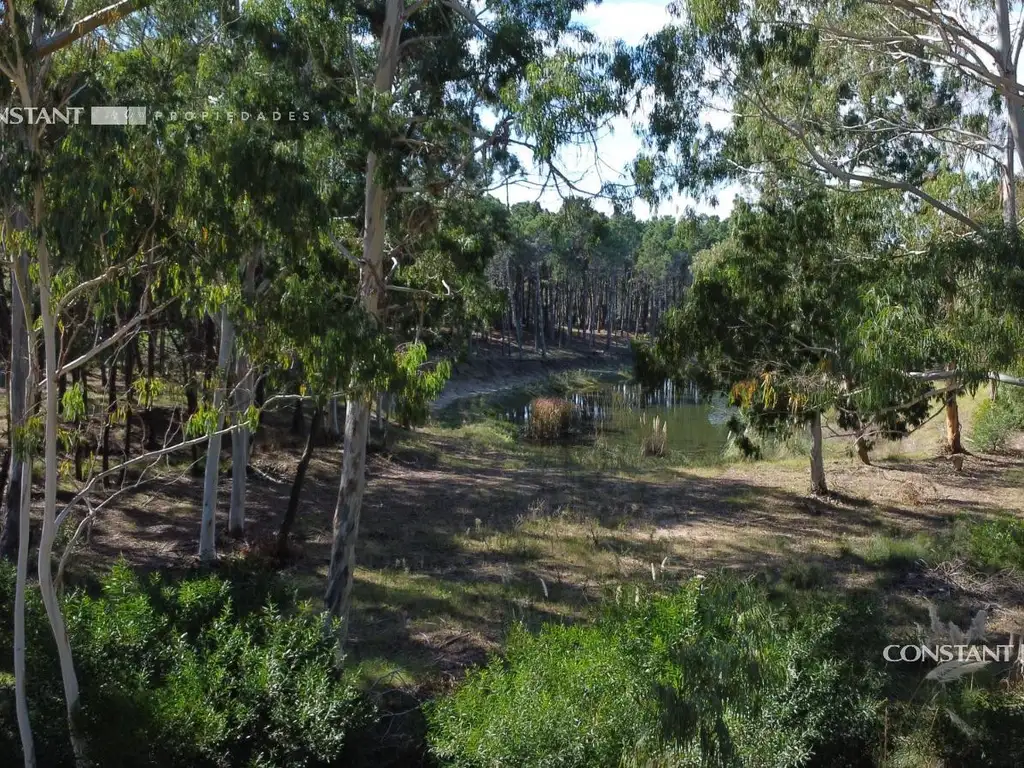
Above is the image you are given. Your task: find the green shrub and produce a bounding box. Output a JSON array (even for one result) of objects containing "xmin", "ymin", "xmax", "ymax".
[
  {"xmin": 886, "ymin": 678, "xmax": 1024, "ymax": 767},
  {"xmin": 0, "ymin": 561, "xmax": 370, "ymax": 767},
  {"xmin": 971, "ymin": 391, "xmax": 1024, "ymax": 452},
  {"xmin": 949, "ymin": 514, "xmax": 1024, "ymax": 571},
  {"xmin": 426, "ymin": 576, "xmax": 883, "ymax": 768},
  {"xmin": 427, "ymin": 622, "xmax": 659, "ymax": 767}
]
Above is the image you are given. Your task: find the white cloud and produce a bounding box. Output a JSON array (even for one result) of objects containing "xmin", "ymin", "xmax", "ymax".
[{"xmin": 578, "ymin": 0, "xmax": 674, "ymax": 45}]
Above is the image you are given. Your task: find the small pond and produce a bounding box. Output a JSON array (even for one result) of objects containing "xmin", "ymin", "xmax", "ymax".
[{"xmin": 439, "ymin": 372, "xmax": 736, "ymax": 460}]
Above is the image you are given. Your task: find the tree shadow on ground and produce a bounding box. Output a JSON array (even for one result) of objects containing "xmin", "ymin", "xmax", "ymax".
[{"xmin": 71, "ymin": 421, "xmax": 1024, "ymax": 699}]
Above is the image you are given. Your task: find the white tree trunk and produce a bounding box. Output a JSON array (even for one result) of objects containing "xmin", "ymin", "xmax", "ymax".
[
  {"xmin": 228, "ymin": 256, "xmax": 256, "ymax": 537},
  {"xmin": 809, "ymin": 412, "xmax": 828, "ymax": 496},
  {"xmin": 996, "ymin": 0, "xmax": 1024, "ymax": 173},
  {"xmin": 325, "ymin": 0, "xmax": 403, "ymax": 639},
  {"xmin": 10, "ymin": 232, "xmax": 35, "ymax": 767},
  {"xmin": 228, "ymin": 358, "xmax": 251, "ymax": 537},
  {"xmin": 199, "ymin": 306, "xmax": 235, "ymax": 562},
  {"xmin": 14, "ymin": 455, "xmax": 34, "ymax": 768},
  {"xmin": 325, "ymin": 399, "xmax": 371, "ymax": 641},
  {"xmin": 35, "ymin": 191, "xmax": 87, "ymax": 765}
]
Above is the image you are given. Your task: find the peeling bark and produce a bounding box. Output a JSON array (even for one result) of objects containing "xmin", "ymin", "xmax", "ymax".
[
  {"xmin": 944, "ymin": 391, "xmax": 963, "ymax": 454},
  {"xmin": 325, "ymin": 0, "xmax": 403, "ymax": 642}
]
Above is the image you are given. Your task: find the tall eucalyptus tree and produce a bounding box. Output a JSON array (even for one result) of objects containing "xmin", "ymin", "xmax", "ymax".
[{"xmin": 322, "ymin": 0, "xmax": 621, "ymax": 640}]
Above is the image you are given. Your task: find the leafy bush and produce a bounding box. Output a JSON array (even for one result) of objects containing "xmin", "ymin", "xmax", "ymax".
[
  {"xmin": 426, "ymin": 577, "xmax": 883, "ymax": 768},
  {"xmin": 887, "ymin": 684, "xmax": 1024, "ymax": 768},
  {"xmin": 0, "ymin": 561, "xmax": 370, "ymax": 767},
  {"xmin": 949, "ymin": 514, "xmax": 1024, "ymax": 571},
  {"xmin": 527, "ymin": 397, "xmax": 572, "ymax": 440},
  {"xmin": 971, "ymin": 390, "xmax": 1024, "ymax": 452}
]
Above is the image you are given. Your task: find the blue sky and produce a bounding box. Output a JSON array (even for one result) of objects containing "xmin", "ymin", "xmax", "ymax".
[{"xmin": 490, "ymin": 0, "xmax": 739, "ymax": 221}]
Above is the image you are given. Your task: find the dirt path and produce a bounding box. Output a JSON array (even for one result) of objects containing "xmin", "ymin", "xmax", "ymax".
[{"xmin": 432, "ymin": 335, "xmax": 632, "ymax": 410}]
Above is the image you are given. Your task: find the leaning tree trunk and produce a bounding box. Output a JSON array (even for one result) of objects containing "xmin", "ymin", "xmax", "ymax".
[
  {"xmin": 809, "ymin": 412, "xmax": 828, "ymax": 496},
  {"xmin": 325, "ymin": 0, "xmax": 403, "ymax": 643},
  {"xmin": 199, "ymin": 306, "xmax": 235, "ymax": 563},
  {"xmin": 278, "ymin": 406, "xmax": 321, "ymax": 558}
]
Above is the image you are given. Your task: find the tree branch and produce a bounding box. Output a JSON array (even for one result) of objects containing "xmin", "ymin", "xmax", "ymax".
[{"xmin": 31, "ymin": 0, "xmax": 153, "ymax": 59}]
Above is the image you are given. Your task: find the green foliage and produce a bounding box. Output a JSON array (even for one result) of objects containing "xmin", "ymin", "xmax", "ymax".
[
  {"xmin": 60, "ymin": 383, "xmax": 86, "ymax": 422},
  {"xmin": 426, "ymin": 576, "xmax": 883, "ymax": 767},
  {"xmin": 647, "ymin": 189, "xmax": 933, "ymax": 452},
  {"xmin": 390, "ymin": 343, "xmax": 452, "ymax": 429},
  {"xmin": 0, "ymin": 561, "xmax": 370, "ymax": 767},
  {"xmin": 949, "ymin": 514, "xmax": 1024, "ymax": 572},
  {"xmin": 971, "ymin": 390, "xmax": 1024, "ymax": 452},
  {"xmin": 887, "ymin": 684, "xmax": 1024, "ymax": 768},
  {"xmin": 427, "ymin": 622, "xmax": 659, "ymax": 767}
]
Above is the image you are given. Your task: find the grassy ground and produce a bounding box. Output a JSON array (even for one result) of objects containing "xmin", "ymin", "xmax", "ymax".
[{"xmin": 67, "ymin": 385, "xmax": 1024, "ymax": 696}]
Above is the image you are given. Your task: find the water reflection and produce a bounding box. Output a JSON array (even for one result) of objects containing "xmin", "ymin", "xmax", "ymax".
[{"xmin": 493, "ymin": 378, "xmax": 734, "ymax": 458}]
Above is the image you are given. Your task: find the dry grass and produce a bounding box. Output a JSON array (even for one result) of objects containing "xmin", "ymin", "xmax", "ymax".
[
  {"xmin": 58, "ymin": 384, "xmax": 1024, "ymax": 697},
  {"xmin": 639, "ymin": 412, "xmax": 668, "ymax": 457},
  {"xmin": 527, "ymin": 397, "xmax": 572, "ymax": 440}
]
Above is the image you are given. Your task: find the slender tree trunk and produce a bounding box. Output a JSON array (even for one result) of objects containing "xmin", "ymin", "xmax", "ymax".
[
  {"xmin": 229, "ymin": 255, "xmax": 257, "ymax": 537},
  {"xmin": 14, "ymin": 454, "xmax": 33, "ymax": 768},
  {"xmin": 102, "ymin": 349, "xmax": 117, "ymax": 487},
  {"xmin": 7, "ymin": 211, "xmax": 34, "ymax": 765},
  {"xmin": 73, "ymin": 369, "xmax": 85, "ymax": 482},
  {"xmin": 944, "ymin": 391, "xmax": 963, "ymax": 454},
  {"xmin": 507, "ymin": 266, "xmax": 522, "ymax": 359},
  {"xmin": 809, "ymin": 412, "xmax": 828, "ymax": 495},
  {"xmin": 589, "ymin": 285, "xmax": 597, "ymax": 346},
  {"xmin": 119, "ymin": 336, "xmax": 135, "ymax": 485},
  {"xmin": 228, "ymin": 360, "xmax": 252, "ymax": 537},
  {"xmin": 185, "ymin": 377, "xmax": 200, "ymax": 469},
  {"xmin": 534, "ymin": 262, "xmax": 545, "ymax": 357},
  {"xmin": 144, "ymin": 323, "xmax": 158, "ymax": 450},
  {"xmin": 326, "ymin": 0, "xmax": 403, "ymax": 643},
  {"xmin": 35, "ymin": 183, "xmax": 87, "ymax": 765},
  {"xmin": 0, "ymin": 230, "xmax": 28, "ymax": 561},
  {"xmin": 328, "ymin": 395, "xmax": 340, "ymax": 440},
  {"xmin": 158, "ymin": 325, "xmax": 166, "ymax": 376},
  {"xmin": 278, "ymin": 406, "xmax": 321, "ymax": 558},
  {"xmin": 996, "ymin": 0, "xmax": 1024, "ymax": 174},
  {"xmin": 199, "ymin": 307, "xmax": 235, "ymax": 563},
  {"xmin": 292, "ymin": 393, "xmax": 305, "ymax": 436}
]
